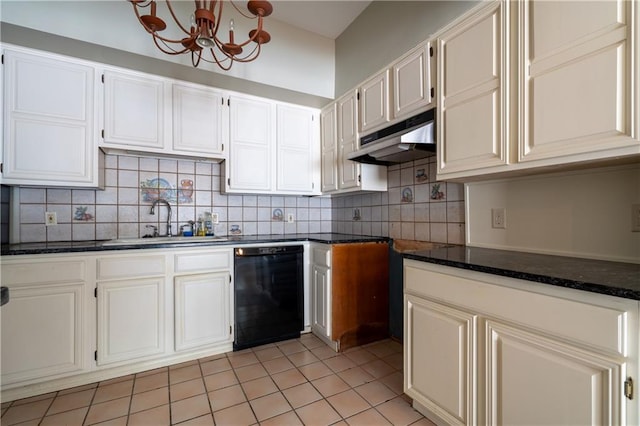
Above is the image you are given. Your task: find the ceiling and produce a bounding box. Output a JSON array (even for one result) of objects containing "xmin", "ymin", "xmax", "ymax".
[{"xmin": 269, "ymin": 1, "xmax": 372, "ymax": 39}]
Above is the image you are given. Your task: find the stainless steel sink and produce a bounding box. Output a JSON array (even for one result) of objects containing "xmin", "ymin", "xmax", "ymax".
[{"xmin": 103, "ymin": 236, "xmax": 229, "ymax": 246}]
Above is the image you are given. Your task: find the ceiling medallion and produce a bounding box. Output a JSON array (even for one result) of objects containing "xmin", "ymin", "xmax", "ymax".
[{"xmin": 130, "ymin": 0, "xmax": 273, "ymax": 70}]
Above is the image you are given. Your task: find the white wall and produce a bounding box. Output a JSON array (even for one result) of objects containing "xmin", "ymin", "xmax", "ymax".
[
  {"xmin": 0, "ymin": 1, "xmax": 335, "ymax": 98},
  {"xmin": 465, "ymin": 164, "xmax": 640, "ymax": 263}
]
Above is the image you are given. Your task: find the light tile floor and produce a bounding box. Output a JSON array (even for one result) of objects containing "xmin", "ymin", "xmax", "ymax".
[{"xmin": 1, "ymin": 334, "xmax": 436, "ymax": 425}]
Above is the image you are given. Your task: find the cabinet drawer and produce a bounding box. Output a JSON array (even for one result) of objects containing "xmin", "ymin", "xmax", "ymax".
[
  {"xmin": 405, "ymin": 261, "xmax": 632, "ymax": 356},
  {"xmin": 312, "ymin": 247, "xmax": 331, "ymax": 268},
  {"xmin": 174, "ymin": 250, "xmax": 232, "ymax": 274},
  {"xmin": 97, "ymin": 255, "xmax": 166, "ymax": 280},
  {"xmin": 2, "ymin": 260, "xmax": 85, "ymax": 286}
]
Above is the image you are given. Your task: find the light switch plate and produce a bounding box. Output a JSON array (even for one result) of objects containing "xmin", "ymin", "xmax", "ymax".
[{"xmin": 491, "ymin": 208, "xmax": 506, "ymax": 229}]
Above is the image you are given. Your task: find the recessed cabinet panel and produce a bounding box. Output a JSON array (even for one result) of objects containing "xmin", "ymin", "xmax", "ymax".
[
  {"xmin": 97, "ymin": 278, "xmax": 165, "ymax": 365},
  {"xmin": 311, "ymin": 264, "xmax": 331, "ymax": 339},
  {"xmin": 437, "ymin": 1, "xmax": 507, "ymax": 177},
  {"xmin": 228, "ymin": 95, "xmax": 274, "ymax": 192},
  {"xmin": 2, "ymin": 48, "xmax": 98, "ymax": 186},
  {"xmin": 359, "ymin": 70, "xmax": 390, "ymax": 134},
  {"xmin": 320, "ymin": 105, "xmax": 338, "ymax": 193},
  {"xmin": 394, "ymin": 44, "xmax": 433, "ymax": 119},
  {"xmin": 531, "ymin": 0, "xmax": 624, "ymax": 59},
  {"xmin": 276, "ymin": 105, "xmax": 317, "ymax": 194},
  {"xmin": 337, "ymin": 92, "xmax": 361, "ymax": 190},
  {"xmin": 174, "ymin": 273, "xmax": 231, "ymax": 351},
  {"xmin": 519, "ymin": 0, "xmax": 637, "ymax": 163},
  {"xmin": 172, "ymin": 83, "xmax": 225, "ymax": 155},
  {"xmin": 1, "ymin": 284, "xmax": 84, "ymax": 384},
  {"xmin": 103, "ymin": 70, "xmax": 166, "ymax": 149},
  {"xmin": 486, "ymin": 321, "xmax": 623, "ymax": 425},
  {"xmin": 405, "ymin": 295, "xmax": 475, "ymax": 425}
]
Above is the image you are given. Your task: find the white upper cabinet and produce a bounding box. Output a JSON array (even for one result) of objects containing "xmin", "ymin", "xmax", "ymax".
[
  {"xmin": 1, "ymin": 47, "xmax": 102, "ymax": 187},
  {"xmin": 319, "ymin": 90, "xmax": 387, "ymax": 195},
  {"xmin": 172, "ymin": 82, "xmax": 226, "ymax": 157},
  {"xmin": 393, "ymin": 42, "xmax": 435, "ymax": 120},
  {"xmin": 276, "ymin": 104, "xmax": 320, "ymax": 195},
  {"xmin": 320, "ymin": 104, "xmax": 339, "ymax": 193},
  {"xmin": 435, "ymin": 0, "xmax": 639, "ymax": 181},
  {"xmin": 359, "ymin": 70, "xmax": 391, "ymax": 134},
  {"xmin": 436, "ymin": 0, "xmax": 508, "ymax": 179},
  {"xmin": 225, "ymin": 94, "xmax": 275, "ymax": 193},
  {"xmin": 225, "ymin": 94, "xmax": 320, "ymax": 195},
  {"xmin": 102, "ymin": 68, "xmax": 170, "ymax": 152},
  {"xmin": 518, "ymin": 0, "xmax": 639, "ymax": 164}
]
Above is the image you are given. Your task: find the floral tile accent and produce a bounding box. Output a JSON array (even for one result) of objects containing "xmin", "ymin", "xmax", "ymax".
[
  {"xmin": 401, "ymin": 188, "xmax": 413, "ymax": 203},
  {"xmin": 272, "ymin": 208, "xmax": 284, "ymax": 221},
  {"xmin": 415, "ymin": 168, "xmax": 428, "ymax": 183},
  {"xmin": 430, "ymin": 183, "xmax": 445, "ymax": 200},
  {"xmin": 73, "ymin": 206, "xmax": 93, "ymax": 221}
]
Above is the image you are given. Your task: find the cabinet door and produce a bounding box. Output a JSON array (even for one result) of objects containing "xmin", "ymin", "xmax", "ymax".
[
  {"xmin": 311, "ymin": 264, "xmax": 331, "ymax": 339},
  {"xmin": 172, "ymin": 83, "xmax": 226, "ymax": 157},
  {"xmin": 437, "ymin": 1, "xmax": 508, "ymax": 177},
  {"xmin": 2, "ymin": 49, "xmax": 98, "ymax": 187},
  {"xmin": 227, "ymin": 95, "xmax": 275, "ymax": 192},
  {"xmin": 97, "ymin": 278, "xmax": 165, "ymax": 365},
  {"xmin": 103, "ymin": 69, "xmax": 168, "ymax": 150},
  {"xmin": 405, "ymin": 295, "xmax": 476, "ymax": 425},
  {"xmin": 519, "ymin": 0, "xmax": 639, "ymax": 163},
  {"xmin": 1, "ymin": 283, "xmax": 85, "ymax": 385},
  {"xmin": 174, "ymin": 272, "xmax": 231, "ymax": 352},
  {"xmin": 276, "ymin": 104, "xmax": 319, "ymax": 194},
  {"xmin": 359, "ymin": 70, "xmax": 391, "ymax": 134},
  {"xmin": 485, "ymin": 320, "xmax": 626, "ymax": 425},
  {"xmin": 393, "ymin": 43, "xmax": 434, "ymax": 119},
  {"xmin": 320, "ymin": 104, "xmax": 338, "ymax": 193},
  {"xmin": 337, "ymin": 91, "xmax": 361, "ymax": 190}
]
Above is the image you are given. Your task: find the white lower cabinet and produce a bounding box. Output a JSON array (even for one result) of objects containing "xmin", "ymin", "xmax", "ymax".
[
  {"xmin": 404, "ymin": 260, "xmax": 639, "ymax": 426},
  {"xmin": 174, "ymin": 272, "xmax": 232, "ymax": 352},
  {"xmin": 96, "ymin": 277, "xmax": 166, "ymax": 366},
  {"xmin": 0, "ymin": 258, "xmax": 88, "ymax": 386},
  {"xmin": 310, "ymin": 244, "xmax": 332, "ymax": 343}
]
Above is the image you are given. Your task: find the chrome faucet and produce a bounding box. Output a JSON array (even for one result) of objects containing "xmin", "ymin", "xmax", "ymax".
[{"xmin": 149, "ymin": 199, "xmax": 172, "ymax": 237}]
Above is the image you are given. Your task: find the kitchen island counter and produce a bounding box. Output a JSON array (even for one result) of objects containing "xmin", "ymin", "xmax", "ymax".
[
  {"xmin": 0, "ymin": 233, "xmax": 389, "ymax": 256},
  {"xmin": 405, "ymin": 245, "xmax": 640, "ymax": 300}
]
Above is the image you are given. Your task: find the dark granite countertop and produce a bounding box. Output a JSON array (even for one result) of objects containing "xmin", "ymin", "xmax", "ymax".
[
  {"xmin": 0, "ymin": 233, "xmax": 389, "ymax": 256},
  {"xmin": 404, "ymin": 245, "xmax": 640, "ymax": 300}
]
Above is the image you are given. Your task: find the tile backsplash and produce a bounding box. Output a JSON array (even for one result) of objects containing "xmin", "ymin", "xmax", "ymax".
[
  {"xmin": 331, "ymin": 157, "xmax": 465, "ymax": 245},
  {"xmin": 9, "ymin": 154, "xmax": 464, "ymax": 244},
  {"xmin": 13, "ymin": 154, "xmax": 333, "ymax": 243}
]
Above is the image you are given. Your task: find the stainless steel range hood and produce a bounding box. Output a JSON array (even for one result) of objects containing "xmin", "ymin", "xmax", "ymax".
[{"xmin": 347, "ymin": 109, "xmax": 435, "ymax": 166}]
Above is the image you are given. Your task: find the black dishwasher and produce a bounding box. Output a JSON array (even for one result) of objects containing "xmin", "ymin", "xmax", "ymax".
[{"xmin": 233, "ymin": 245, "xmax": 303, "ymax": 350}]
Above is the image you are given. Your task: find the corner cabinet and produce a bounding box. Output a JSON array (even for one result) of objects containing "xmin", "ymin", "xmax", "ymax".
[
  {"xmin": 404, "ymin": 260, "xmax": 639, "ymax": 426},
  {"xmin": 310, "ymin": 242, "xmax": 389, "ymax": 352},
  {"xmin": 320, "ymin": 90, "xmax": 387, "ymax": 195},
  {"xmin": 224, "ymin": 94, "xmax": 320, "ymax": 195},
  {"xmin": 1, "ymin": 47, "xmax": 103, "ymax": 187}
]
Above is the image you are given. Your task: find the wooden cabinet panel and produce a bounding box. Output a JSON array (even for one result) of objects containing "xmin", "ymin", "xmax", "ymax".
[{"xmin": 331, "ymin": 243, "xmax": 389, "ymax": 350}]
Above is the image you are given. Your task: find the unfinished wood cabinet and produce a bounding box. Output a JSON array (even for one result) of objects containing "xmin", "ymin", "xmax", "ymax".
[{"xmin": 311, "ymin": 241, "xmax": 390, "ymax": 351}]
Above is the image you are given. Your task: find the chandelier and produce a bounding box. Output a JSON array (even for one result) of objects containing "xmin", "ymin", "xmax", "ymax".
[{"xmin": 129, "ymin": 0, "xmax": 273, "ymax": 70}]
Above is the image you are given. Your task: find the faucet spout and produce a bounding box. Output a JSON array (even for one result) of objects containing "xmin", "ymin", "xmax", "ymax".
[{"xmin": 149, "ymin": 199, "xmax": 172, "ymax": 237}]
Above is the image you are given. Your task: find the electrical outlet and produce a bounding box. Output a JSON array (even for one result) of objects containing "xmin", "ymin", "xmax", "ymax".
[
  {"xmin": 45, "ymin": 212, "xmax": 57, "ymax": 226},
  {"xmin": 632, "ymin": 204, "xmax": 640, "ymax": 232},
  {"xmin": 491, "ymin": 208, "xmax": 506, "ymax": 229},
  {"xmin": 287, "ymin": 213, "xmax": 294, "ymax": 223},
  {"xmin": 211, "ymin": 212, "xmax": 219, "ymax": 224}
]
